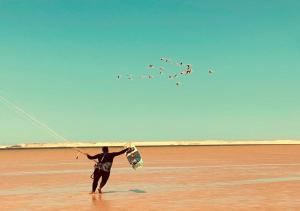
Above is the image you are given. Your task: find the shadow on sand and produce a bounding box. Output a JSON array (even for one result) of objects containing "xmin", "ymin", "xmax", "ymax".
[
  {"xmin": 103, "ymin": 189, "xmax": 146, "ymax": 194},
  {"xmin": 129, "ymin": 189, "xmax": 147, "ymax": 193}
]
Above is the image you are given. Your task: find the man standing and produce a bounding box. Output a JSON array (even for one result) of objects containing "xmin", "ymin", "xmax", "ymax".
[{"xmin": 85, "ymin": 146, "xmax": 128, "ymax": 194}]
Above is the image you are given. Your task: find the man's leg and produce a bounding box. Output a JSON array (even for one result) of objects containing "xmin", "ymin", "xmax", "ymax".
[
  {"xmin": 98, "ymin": 171, "xmax": 110, "ymax": 193},
  {"xmin": 92, "ymin": 169, "xmax": 102, "ymax": 193}
]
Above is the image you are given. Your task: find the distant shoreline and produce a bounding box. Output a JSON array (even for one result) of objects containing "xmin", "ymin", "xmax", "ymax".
[{"xmin": 1, "ymin": 140, "xmax": 300, "ymax": 150}]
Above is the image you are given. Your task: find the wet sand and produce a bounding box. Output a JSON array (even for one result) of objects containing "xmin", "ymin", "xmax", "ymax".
[{"xmin": 0, "ymin": 145, "xmax": 300, "ymax": 210}]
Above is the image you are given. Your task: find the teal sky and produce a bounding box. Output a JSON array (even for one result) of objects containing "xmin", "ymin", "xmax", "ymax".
[{"xmin": 0, "ymin": 0, "xmax": 300, "ymax": 145}]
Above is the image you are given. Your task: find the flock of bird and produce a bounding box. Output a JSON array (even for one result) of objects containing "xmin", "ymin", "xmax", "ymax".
[{"xmin": 117, "ymin": 57, "xmax": 214, "ymax": 86}]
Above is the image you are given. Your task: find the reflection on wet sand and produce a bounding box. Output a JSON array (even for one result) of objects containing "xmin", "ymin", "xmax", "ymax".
[{"xmin": 91, "ymin": 194, "xmax": 111, "ymax": 210}]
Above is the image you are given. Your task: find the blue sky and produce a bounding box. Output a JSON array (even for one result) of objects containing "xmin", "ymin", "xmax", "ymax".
[{"xmin": 0, "ymin": 0, "xmax": 299, "ymax": 144}]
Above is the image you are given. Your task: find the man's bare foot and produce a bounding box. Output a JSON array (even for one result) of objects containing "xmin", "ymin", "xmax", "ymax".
[{"xmin": 98, "ymin": 188, "xmax": 102, "ymax": 194}]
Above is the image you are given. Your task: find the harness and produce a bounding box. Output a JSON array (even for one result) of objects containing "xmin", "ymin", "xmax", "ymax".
[{"xmin": 90, "ymin": 153, "xmax": 112, "ymax": 179}]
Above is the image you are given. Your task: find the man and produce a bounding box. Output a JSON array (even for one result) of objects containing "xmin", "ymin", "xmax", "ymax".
[{"xmin": 85, "ymin": 147, "xmax": 128, "ymax": 194}]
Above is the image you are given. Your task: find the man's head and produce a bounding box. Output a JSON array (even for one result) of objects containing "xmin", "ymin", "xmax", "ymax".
[{"xmin": 102, "ymin": 146, "xmax": 109, "ymax": 153}]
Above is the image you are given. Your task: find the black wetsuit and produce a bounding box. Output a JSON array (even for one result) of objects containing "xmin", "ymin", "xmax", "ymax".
[{"xmin": 87, "ymin": 148, "xmax": 128, "ymax": 192}]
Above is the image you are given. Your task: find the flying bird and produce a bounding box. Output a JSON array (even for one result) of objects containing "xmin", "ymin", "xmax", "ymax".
[{"xmin": 208, "ymin": 69, "xmax": 214, "ymax": 74}]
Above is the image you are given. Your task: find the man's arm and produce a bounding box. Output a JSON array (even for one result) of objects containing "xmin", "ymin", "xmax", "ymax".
[
  {"xmin": 112, "ymin": 148, "xmax": 128, "ymax": 157},
  {"xmin": 86, "ymin": 153, "xmax": 101, "ymax": 160}
]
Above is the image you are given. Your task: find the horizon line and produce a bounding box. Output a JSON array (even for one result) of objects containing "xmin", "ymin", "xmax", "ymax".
[{"xmin": 1, "ymin": 139, "xmax": 300, "ymax": 149}]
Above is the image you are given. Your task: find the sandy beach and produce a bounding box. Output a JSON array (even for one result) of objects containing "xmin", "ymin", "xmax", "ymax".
[{"xmin": 1, "ymin": 145, "xmax": 300, "ymax": 210}]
